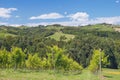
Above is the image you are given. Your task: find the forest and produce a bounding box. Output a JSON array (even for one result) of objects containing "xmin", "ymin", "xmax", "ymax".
[{"xmin": 0, "ymin": 23, "xmax": 120, "ymax": 71}]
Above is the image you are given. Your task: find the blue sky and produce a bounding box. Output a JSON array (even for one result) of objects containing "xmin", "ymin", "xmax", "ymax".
[{"xmin": 0, "ymin": 0, "xmax": 120, "ymax": 26}]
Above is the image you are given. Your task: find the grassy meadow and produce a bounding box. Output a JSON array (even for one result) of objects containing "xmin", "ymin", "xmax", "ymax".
[
  {"xmin": 0, "ymin": 69, "xmax": 120, "ymax": 80},
  {"xmin": 81, "ymin": 24, "xmax": 114, "ymax": 31},
  {"xmin": 49, "ymin": 31, "xmax": 75, "ymax": 41},
  {"xmin": 0, "ymin": 30, "xmax": 16, "ymax": 38}
]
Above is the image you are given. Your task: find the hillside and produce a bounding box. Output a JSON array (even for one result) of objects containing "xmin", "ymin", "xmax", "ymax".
[
  {"xmin": 0, "ymin": 27, "xmax": 17, "ymax": 38},
  {"xmin": 0, "ymin": 24, "xmax": 120, "ymax": 69},
  {"xmin": 80, "ymin": 24, "xmax": 114, "ymax": 31},
  {"xmin": 48, "ymin": 31, "xmax": 75, "ymax": 41}
]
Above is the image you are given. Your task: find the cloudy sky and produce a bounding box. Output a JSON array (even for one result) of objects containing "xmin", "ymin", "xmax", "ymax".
[{"xmin": 0, "ymin": 0, "xmax": 120, "ymax": 26}]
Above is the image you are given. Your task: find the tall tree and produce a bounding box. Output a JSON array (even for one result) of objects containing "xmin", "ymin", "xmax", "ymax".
[
  {"xmin": 11, "ymin": 47, "xmax": 26, "ymax": 69},
  {"xmin": 88, "ymin": 49, "xmax": 109, "ymax": 73}
]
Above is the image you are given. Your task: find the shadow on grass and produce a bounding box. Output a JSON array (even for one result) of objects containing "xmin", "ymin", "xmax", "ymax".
[
  {"xmin": 104, "ymin": 75, "xmax": 113, "ymax": 78},
  {"xmin": 60, "ymin": 71, "xmax": 82, "ymax": 76}
]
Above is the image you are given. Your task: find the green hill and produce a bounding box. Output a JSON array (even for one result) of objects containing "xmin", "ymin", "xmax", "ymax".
[
  {"xmin": 80, "ymin": 24, "xmax": 114, "ymax": 31},
  {"xmin": 0, "ymin": 29, "xmax": 17, "ymax": 38},
  {"xmin": 0, "ymin": 24, "xmax": 120, "ymax": 69},
  {"xmin": 48, "ymin": 31, "xmax": 75, "ymax": 41}
]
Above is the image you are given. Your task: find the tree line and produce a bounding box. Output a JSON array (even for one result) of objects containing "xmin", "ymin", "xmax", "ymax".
[{"xmin": 0, "ymin": 46, "xmax": 83, "ymax": 72}]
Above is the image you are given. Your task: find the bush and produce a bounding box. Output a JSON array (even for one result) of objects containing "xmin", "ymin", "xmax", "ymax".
[
  {"xmin": 26, "ymin": 54, "xmax": 41, "ymax": 69},
  {"xmin": 55, "ymin": 52, "xmax": 83, "ymax": 72},
  {"xmin": 88, "ymin": 49, "xmax": 108, "ymax": 73}
]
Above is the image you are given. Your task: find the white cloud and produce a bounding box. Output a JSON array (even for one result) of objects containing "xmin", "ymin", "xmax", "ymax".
[
  {"xmin": 26, "ymin": 22, "xmax": 76, "ymax": 26},
  {"xmin": 30, "ymin": 13, "xmax": 64, "ymax": 20},
  {"xmin": 9, "ymin": 24, "xmax": 22, "ymax": 27},
  {"xmin": 67, "ymin": 12, "xmax": 89, "ymax": 22},
  {"xmin": 6, "ymin": 16, "xmax": 120, "ymax": 27},
  {"xmin": 26, "ymin": 16, "xmax": 120, "ymax": 26},
  {"xmin": 2, "ymin": 12, "xmax": 120, "ymax": 27},
  {"xmin": 115, "ymin": 0, "xmax": 119, "ymax": 3},
  {"xmin": 89, "ymin": 16, "xmax": 120, "ymax": 24},
  {"xmin": 0, "ymin": 8, "xmax": 17, "ymax": 18},
  {"xmin": 0, "ymin": 22, "xmax": 8, "ymax": 25},
  {"xmin": 0, "ymin": 23, "xmax": 21, "ymax": 27}
]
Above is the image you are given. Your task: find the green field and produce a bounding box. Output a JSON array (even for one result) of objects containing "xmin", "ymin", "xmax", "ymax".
[
  {"xmin": 0, "ymin": 31, "xmax": 16, "ymax": 38},
  {"xmin": 0, "ymin": 33, "xmax": 16, "ymax": 38},
  {"xmin": 81, "ymin": 24, "xmax": 114, "ymax": 31},
  {"xmin": 0, "ymin": 69, "xmax": 120, "ymax": 80},
  {"xmin": 49, "ymin": 31, "xmax": 75, "ymax": 41}
]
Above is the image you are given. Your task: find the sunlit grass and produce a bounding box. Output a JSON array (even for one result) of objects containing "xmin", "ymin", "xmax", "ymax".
[
  {"xmin": 81, "ymin": 24, "xmax": 114, "ymax": 32},
  {"xmin": 0, "ymin": 68, "xmax": 120, "ymax": 80},
  {"xmin": 0, "ymin": 32, "xmax": 16, "ymax": 38},
  {"xmin": 49, "ymin": 31, "xmax": 75, "ymax": 41}
]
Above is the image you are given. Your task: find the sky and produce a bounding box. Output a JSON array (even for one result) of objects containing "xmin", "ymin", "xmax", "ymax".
[{"xmin": 0, "ymin": 0, "xmax": 120, "ymax": 26}]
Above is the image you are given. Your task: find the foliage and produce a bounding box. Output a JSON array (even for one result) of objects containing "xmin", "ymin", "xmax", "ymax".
[
  {"xmin": 11, "ymin": 47, "xmax": 26, "ymax": 69},
  {"xmin": 0, "ymin": 24, "xmax": 120, "ymax": 69},
  {"xmin": 47, "ymin": 46, "xmax": 83, "ymax": 71},
  {"xmin": 0, "ymin": 46, "xmax": 82, "ymax": 72},
  {"xmin": 26, "ymin": 54, "xmax": 41, "ymax": 69},
  {"xmin": 0, "ymin": 49, "xmax": 11, "ymax": 68},
  {"xmin": 88, "ymin": 49, "xmax": 109, "ymax": 73},
  {"xmin": 48, "ymin": 32, "xmax": 75, "ymax": 41}
]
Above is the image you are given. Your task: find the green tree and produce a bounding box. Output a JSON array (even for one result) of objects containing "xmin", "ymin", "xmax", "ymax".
[
  {"xmin": 60, "ymin": 35, "xmax": 67, "ymax": 41},
  {"xmin": 47, "ymin": 46, "xmax": 83, "ymax": 72},
  {"xmin": 0, "ymin": 49, "xmax": 11, "ymax": 68},
  {"xmin": 88, "ymin": 49, "xmax": 109, "ymax": 73},
  {"xmin": 41, "ymin": 58, "xmax": 51, "ymax": 69},
  {"xmin": 55, "ymin": 53, "xmax": 83, "ymax": 72},
  {"xmin": 11, "ymin": 47, "xmax": 26, "ymax": 69},
  {"xmin": 26, "ymin": 54, "xmax": 41, "ymax": 69}
]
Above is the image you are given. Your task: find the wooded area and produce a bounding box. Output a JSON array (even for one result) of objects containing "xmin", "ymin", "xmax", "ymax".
[{"xmin": 0, "ymin": 24, "xmax": 120, "ymax": 70}]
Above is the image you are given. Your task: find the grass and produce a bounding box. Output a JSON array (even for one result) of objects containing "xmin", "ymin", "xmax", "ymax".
[
  {"xmin": 103, "ymin": 68, "xmax": 120, "ymax": 80},
  {"xmin": 0, "ymin": 32, "xmax": 16, "ymax": 38},
  {"xmin": 49, "ymin": 31, "xmax": 75, "ymax": 41},
  {"xmin": 81, "ymin": 24, "xmax": 114, "ymax": 32},
  {"xmin": 0, "ymin": 29, "xmax": 16, "ymax": 38},
  {"xmin": 0, "ymin": 68, "xmax": 120, "ymax": 80}
]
